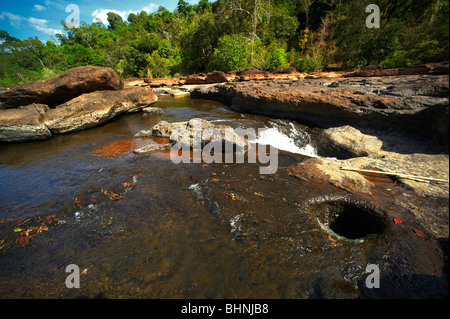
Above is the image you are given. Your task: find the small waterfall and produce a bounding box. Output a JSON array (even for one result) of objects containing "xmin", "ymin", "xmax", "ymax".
[{"xmin": 250, "ymin": 120, "xmax": 318, "ymax": 158}]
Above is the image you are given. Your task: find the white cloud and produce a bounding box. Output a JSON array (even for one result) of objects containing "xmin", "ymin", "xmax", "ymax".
[
  {"xmin": 92, "ymin": 4, "xmax": 159, "ymax": 25},
  {"xmin": 0, "ymin": 11, "xmax": 24, "ymax": 28},
  {"xmin": 0, "ymin": 11, "xmax": 62, "ymax": 36},
  {"xmin": 44, "ymin": 0, "xmax": 67, "ymax": 10},
  {"xmin": 33, "ymin": 4, "xmax": 47, "ymax": 11},
  {"xmin": 27, "ymin": 17, "xmax": 62, "ymax": 35}
]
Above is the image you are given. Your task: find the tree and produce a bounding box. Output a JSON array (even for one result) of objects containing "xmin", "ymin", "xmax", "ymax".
[
  {"xmin": 197, "ymin": 0, "xmax": 213, "ymax": 13},
  {"xmin": 180, "ymin": 12, "xmax": 223, "ymax": 73},
  {"xmin": 107, "ymin": 12, "xmax": 124, "ymax": 30}
]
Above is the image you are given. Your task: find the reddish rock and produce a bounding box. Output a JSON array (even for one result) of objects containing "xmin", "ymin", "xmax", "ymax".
[
  {"xmin": 343, "ymin": 62, "xmax": 449, "ymax": 77},
  {"xmin": 124, "ymin": 78, "xmax": 147, "ymax": 87},
  {"xmin": 185, "ymin": 74, "xmax": 207, "ymax": 84},
  {"xmin": 238, "ymin": 68, "xmax": 270, "ymax": 81},
  {"xmin": 205, "ymin": 71, "xmax": 238, "ymax": 83},
  {"xmin": 380, "ymin": 62, "xmax": 449, "ymax": 76},
  {"xmin": 0, "ymin": 66, "xmax": 123, "ymax": 109},
  {"xmin": 272, "ymin": 67, "xmax": 300, "ymax": 75},
  {"xmin": 305, "ymin": 71, "xmax": 347, "ymax": 79},
  {"xmin": 144, "ymin": 77, "xmax": 181, "ymax": 87}
]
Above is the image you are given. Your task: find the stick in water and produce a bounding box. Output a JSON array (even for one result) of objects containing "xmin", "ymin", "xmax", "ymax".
[{"xmin": 340, "ymin": 167, "xmax": 449, "ymax": 183}]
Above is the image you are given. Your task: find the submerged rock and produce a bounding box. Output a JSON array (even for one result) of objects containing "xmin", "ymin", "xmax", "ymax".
[
  {"xmin": 133, "ymin": 143, "xmax": 171, "ymax": 154},
  {"xmin": 142, "ymin": 106, "xmax": 165, "ymax": 115}
]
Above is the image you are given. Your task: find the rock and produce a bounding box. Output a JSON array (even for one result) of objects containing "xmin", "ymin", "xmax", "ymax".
[
  {"xmin": 238, "ymin": 68, "xmax": 270, "ymax": 81},
  {"xmin": 43, "ymin": 87, "xmax": 157, "ymax": 134},
  {"xmin": 133, "ymin": 143, "xmax": 171, "ymax": 154},
  {"xmin": 186, "ymin": 118, "xmax": 215, "ymax": 131},
  {"xmin": 300, "ymin": 157, "xmax": 376, "ymax": 194},
  {"xmin": 301, "ymin": 152, "xmax": 449, "ymax": 198},
  {"xmin": 342, "ymin": 61, "xmax": 449, "ymax": 77},
  {"xmin": 124, "ymin": 78, "xmax": 147, "ymax": 87},
  {"xmin": 0, "ymin": 66, "xmax": 123, "ymax": 109},
  {"xmin": 272, "ymin": 67, "xmax": 300, "ymax": 75},
  {"xmin": 139, "ymin": 121, "xmax": 172, "ymax": 138},
  {"xmin": 144, "ymin": 77, "xmax": 181, "ymax": 87},
  {"xmin": 205, "ymin": 71, "xmax": 238, "ymax": 83},
  {"xmin": 142, "ymin": 106, "xmax": 165, "ymax": 115},
  {"xmin": 185, "ymin": 74, "xmax": 207, "ymax": 84},
  {"xmin": 269, "ymin": 67, "xmax": 304, "ymax": 81},
  {"xmin": 305, "ymin": 71, "xmax": 347, "ymax": 79},
  {"xmin": 323, "ymin": 125, "xmax": 384, "ymax": 157},
  {"xmin": 0, "ymin": 104, "xmax": 52, "ymax": 142},
  {"xmin": 134, "ymin": 118, "xmax": 248, "ymax": 152},
  {"xmin": 170, "ymin": 90, "xmax": 191, "ymax": 97},
  {"xmin": 190, "ymin": 74, "xmax": 449, "ymax": 148}
]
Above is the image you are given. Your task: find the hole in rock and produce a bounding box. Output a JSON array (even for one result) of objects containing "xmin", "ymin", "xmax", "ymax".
[{"xmin": 311, "ymin": 199, "xmax": 388, "ymax": 240}]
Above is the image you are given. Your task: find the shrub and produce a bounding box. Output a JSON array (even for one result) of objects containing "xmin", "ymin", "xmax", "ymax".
[
  {"xmin": 293, "ymin": 55, "xmax": 323, "ymax": 73},
  {"xmin": 266, "ymin": 42, "xmax": 289, "ymax": 71},
  {"xmin": 208, "ymin": 34, "xmax": 252, "ymax": 72}
]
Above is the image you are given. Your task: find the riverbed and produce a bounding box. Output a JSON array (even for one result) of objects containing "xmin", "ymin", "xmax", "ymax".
[{"xmin": 0, "ymin": 96, "xmax": 447, "ymax": 298}]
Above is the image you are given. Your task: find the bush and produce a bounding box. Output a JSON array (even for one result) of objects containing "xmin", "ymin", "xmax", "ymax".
[
  {"xmin": 139, "ymin": 51, "xmax": 172, "ymax": 79},
  {"xmin": 266, "ymin": 42, "xmax": 289, "ymax": 71},
  {"xmin": 293, "ymin": 55, "xmax": 323, "ymax": 73},
  {"xmin": 208, "ymin": 34, "xmax": 252, "ymax": 72}
]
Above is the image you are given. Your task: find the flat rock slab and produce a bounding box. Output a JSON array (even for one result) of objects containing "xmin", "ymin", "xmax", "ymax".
[
  {"xmin": 190, "ymin": 74, "xmax": 449, "ymax": 148},
  {"xmin": 0, "ymin": 104, "xmax": 52, "ymax": 142},
  {"xmin": 43, "ymin": 87, "xmax": 157, "ymax": 134}
]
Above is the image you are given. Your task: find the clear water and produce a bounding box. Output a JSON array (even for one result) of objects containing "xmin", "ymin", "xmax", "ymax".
[{"xmin": 0, "ymin": 96, "xmax": 447, "ymax": 298}]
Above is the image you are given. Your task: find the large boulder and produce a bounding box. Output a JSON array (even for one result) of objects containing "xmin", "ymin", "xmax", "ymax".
[
  {"xmin": 0, "ymin": 66, "xmax": 123, "ymax": 109},
  {"xmin": 42, "ymin": 87, "xmax": 157, "ymax": 134}
]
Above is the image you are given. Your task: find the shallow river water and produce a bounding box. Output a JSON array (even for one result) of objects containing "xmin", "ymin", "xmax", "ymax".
[{"xmin": 0, "ymin": 96, "xmax": 447, "ymax": 298}]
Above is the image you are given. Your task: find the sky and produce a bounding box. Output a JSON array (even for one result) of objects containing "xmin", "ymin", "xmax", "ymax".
[{"xmin": 0, "ymin": 0, "xmax": 198, "ymax": 43}]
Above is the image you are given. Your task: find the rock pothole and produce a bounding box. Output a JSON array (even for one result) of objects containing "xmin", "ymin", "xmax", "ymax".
[{"xmin": 309, "ymin": 197, "xmax": 388, "ymax": 240}]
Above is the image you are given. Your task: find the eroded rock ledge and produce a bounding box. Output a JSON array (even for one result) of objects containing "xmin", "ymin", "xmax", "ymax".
[{"xmin": 190, "ymin": 74, "xmax": 449, "ymax": 149}]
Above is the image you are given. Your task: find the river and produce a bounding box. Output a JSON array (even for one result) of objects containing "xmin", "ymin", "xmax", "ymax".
[{"xmin": 0, "ymin": 96, "xmax": 447, "ymax": 298}]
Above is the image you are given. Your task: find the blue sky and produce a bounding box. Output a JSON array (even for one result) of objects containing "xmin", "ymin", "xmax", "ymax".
[{"xmin": 1, "ymin": 0, "xmax": 198, "ymax": 43}]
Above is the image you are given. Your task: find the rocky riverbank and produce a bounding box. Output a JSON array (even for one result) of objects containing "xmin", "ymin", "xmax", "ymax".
[
  {"xmin": 0, "ymin": 66, "xmax": 158, "ymax": 143},
  {"xmin": 128, "ymin": 63, "xmax": 449, "ymax": 240}
]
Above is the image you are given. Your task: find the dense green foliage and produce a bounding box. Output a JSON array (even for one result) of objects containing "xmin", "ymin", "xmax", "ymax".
[{"xmin": 1, "ymin": 0, "xmax": 448, "ymax": 86}]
